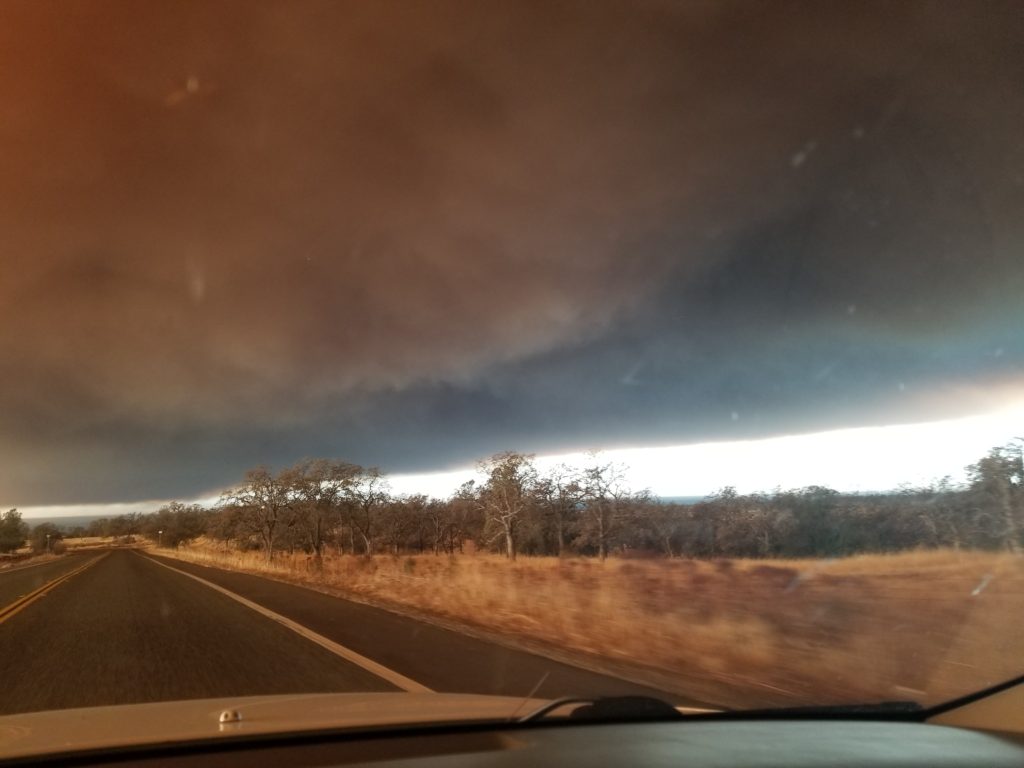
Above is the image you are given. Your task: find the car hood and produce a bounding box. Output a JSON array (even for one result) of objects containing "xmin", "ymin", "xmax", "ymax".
[{"xmin": 0, "ymin": 692, "xmax": 547, "ymax": 761}]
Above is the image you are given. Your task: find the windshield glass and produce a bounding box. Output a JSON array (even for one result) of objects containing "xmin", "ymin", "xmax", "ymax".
[{"xmin": 1, "ymin": 0, "xmax": 1022, "ymax": 735}]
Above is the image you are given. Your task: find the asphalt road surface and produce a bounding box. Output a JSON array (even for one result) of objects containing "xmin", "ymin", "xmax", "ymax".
[
  {"xmin": 0, "ymin": 554, "xmax": 97, "ymax": 610},
  {"xmin": 0, "ymin": 549, "xmax": 691, "ymax": 716}
]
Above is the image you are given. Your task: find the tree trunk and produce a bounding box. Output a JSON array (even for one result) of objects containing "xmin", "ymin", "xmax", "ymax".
[
  {"xmin": 313, "ymin": 517, "xmax": 324, "ymax": 560},
  {"xmin": 1002, "ymin": 502, "xmax": 1020, "ymax": 554},
  {"xmin": 312, "ymin": 543, "xmax": 324, "ymax": 572}
]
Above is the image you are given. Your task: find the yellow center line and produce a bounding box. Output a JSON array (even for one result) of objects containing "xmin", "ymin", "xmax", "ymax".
[
  {"xmin": 0, "ymin": 552, "xmax": 110, "ymax": 626},
  {"xmin": 0, "ymin": 557, "xmax": 67, "ymax": 576}
]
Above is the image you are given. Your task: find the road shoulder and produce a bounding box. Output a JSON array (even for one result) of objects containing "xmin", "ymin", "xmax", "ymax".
[{"xmin": 145, "ymin": 549, "xmax": 718, "ymax": 707}]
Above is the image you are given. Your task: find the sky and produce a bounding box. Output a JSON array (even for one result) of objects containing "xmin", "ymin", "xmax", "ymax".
[
  {"xmin": 394, "ymin": 400, "xmax": 1024, "ymax": 499},
  {"xmin": 21, "ymin": 399, "xmax": 1024, "ymax": 518},
  {"xmin": 1, "ymin": 1, "xmax": 1023, "ymax": 511}
]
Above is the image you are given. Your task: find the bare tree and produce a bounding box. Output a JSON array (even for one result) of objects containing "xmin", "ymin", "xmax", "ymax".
[
  {"xmin": 479, "ymin": 452, "xmax": 537, "ymax": 560},
  {"xmin": 579, "ymin": 455, "xmax": 632, "ymax": 560},
  {"xmin": 223, "ymin": 466, "xmax": 293, "ymax": 561},
  {"xmin": 536, "ymin": 464, "xmax": 584, "ymax": 557},
  {"xmin": 639, "ymin": 501, "xmax": 684, "ymax": 557},
  {"xmin": 424, "ymin": 498, "xmax": 463, "ymax": 555},
  {"xmin": 967, "ymin": 443, "xmax": 1023, "ymax": 552},
  {"xmin": 345, "ymin": 467, "xmax": 389, "ymax": 556},
  {"xmin": 380, "ymin": 495, "xmax": 424, "ymax": 555},
  {"xmin": 282, "ymin": 458, "xmax": 360, "ymax": 565},
  {"xmin": 445, "ymin": 480, "xmax": 482, "ymax": 554}
]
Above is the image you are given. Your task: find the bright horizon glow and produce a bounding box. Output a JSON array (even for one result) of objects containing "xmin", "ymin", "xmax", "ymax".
[
  {"xmin": 387, "ymin": 402, "xmax": 1024, "ymax": 498},
  {"xmin": 16, "ymin": 402, "xmax": 1024, "ymax": 519}
]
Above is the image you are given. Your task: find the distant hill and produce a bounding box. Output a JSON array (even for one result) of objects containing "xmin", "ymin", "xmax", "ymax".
[{"xmin": 23, "ymin": 515, "xmax": 106, "ymax": 531}]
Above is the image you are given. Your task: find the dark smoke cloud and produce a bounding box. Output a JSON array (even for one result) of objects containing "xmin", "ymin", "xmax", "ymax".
[{"xmin": 1, "ymin": 1, "xmax": 1022, "ymax": 504}]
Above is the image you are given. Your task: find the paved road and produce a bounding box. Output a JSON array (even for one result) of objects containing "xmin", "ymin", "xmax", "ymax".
[
  {"xmin": 0, "ymin": 549, "xmax": 692, "ymax": 716},
  {"xmin": 0, "ymin": 553, "xmax": 96, "ymax": 609}
]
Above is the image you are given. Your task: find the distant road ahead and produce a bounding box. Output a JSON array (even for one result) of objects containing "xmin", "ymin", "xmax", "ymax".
[{"xmin": 0, "ymin": 550, "xmax": 693, "ymax": 715}]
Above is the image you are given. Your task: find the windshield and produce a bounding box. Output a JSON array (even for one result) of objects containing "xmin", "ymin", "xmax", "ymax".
[{"xmin": 1, "ymin": 0, "xmax": 1022, "ymax": 737}]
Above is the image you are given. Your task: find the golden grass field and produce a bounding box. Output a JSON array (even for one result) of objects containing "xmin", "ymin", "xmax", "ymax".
[
  {"xmin": 1, "ymin": 537, "xmax": 119, "ymax": 569},
  {"xmin": 155, "ymin": 542, "xmax": 1023, "ymax": 709},
  {"xmin": 63, "ymin": 536, "xmax": 118, "ymax": 550}
]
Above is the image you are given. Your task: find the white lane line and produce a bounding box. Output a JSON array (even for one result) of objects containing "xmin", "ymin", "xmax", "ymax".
[{"xmin": 137, "ymin": 552, "xmax": 433, "ymax": 694}]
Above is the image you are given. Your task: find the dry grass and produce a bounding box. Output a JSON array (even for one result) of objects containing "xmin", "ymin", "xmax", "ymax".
[
  {"xmin": 157, "ymin": 541, "xmax": 1024, "ymax": 709},
  {"xmin": 62, "ymin": 536, "xmax": 117, "ymax": 550}
]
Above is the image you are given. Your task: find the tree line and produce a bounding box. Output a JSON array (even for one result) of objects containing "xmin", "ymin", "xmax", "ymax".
[
  {"xmin": 0, "ymin": 511, "xmax": 69, "ymax": 555},
  {"xmin": 3, "ymin": 441, "xmax": 1021, "ymax": 560}
]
